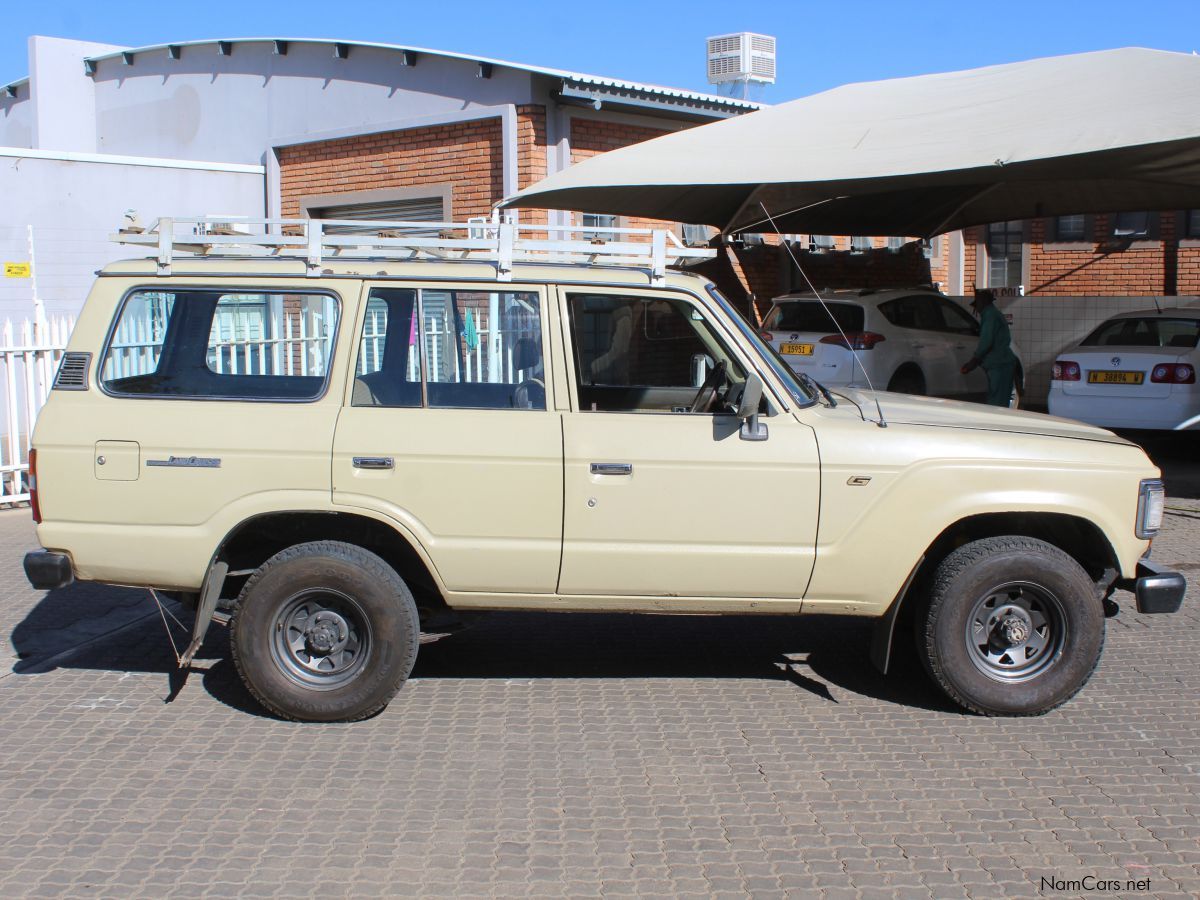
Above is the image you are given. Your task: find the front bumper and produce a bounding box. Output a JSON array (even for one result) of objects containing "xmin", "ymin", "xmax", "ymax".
[
  {"xmin": 1118, "ymin": 559, "xmax": 1186, "ymax": 614},
  {"xmin": 23, "ymin": 551, "xmax": 75, "ymax": 591}
]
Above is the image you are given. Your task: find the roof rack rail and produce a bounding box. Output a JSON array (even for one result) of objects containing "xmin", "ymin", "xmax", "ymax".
[{"xmin": 112, "ymin": 214, "xmax": 717, "ymax": 285}]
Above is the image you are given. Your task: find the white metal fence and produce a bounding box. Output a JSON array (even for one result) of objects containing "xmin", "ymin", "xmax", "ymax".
[{"xmin": 1, "ymin": 317, "xmax": 74, "ymax": 506}]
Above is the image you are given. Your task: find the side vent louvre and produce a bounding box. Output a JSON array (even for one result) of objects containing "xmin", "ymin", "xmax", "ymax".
[{"xmin": 53, "ymin": 352, "xmax": 91, "ymax": 391}]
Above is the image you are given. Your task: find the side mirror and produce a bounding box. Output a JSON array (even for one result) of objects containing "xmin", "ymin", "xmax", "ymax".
[
  {"xmin": 737, "ymin": 374, "xmax": 768, "ymax": 442},
  {"xmin": 736, "ymin": 373, "xmax": 763, "ymax": 419}
]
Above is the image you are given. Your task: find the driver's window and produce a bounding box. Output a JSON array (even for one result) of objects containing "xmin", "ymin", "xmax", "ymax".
[{"xmin": 567, "ymin": 293, "xmax": 746, "ymax": 413}]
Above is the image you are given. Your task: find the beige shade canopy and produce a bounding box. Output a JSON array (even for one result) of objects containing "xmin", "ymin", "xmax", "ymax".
[{"xmin": 501, "ymin": 48, "xmax": 1200, "ymax": 237}]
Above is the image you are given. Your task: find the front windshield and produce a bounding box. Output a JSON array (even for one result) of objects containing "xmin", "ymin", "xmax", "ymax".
[{"xmin": 705, "ymin": 284, "xmax": 817, "ymax": 407}]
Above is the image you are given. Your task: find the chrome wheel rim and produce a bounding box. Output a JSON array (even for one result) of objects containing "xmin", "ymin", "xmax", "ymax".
[
  {"xmin": 270, "ymin": 589, "xmax": 372, "ymax": 690},
  {"xmin": 965, "ymin": 581, "xmax": 1065, "ymax": 683}
]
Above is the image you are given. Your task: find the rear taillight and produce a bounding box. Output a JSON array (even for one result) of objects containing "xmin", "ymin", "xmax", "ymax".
[
  {"xmin": 1151, "ymin": 363, "xmax": 1196, "ymax": 384},
  {"xmin": 1052, "ymin": 360, "xmax": 1081, "ymax": 381},
  {"xmin": 28, "ymin": 448, "xmax": 40, "ymax": 524},
  {"xmin": 820, "ymin": 331, "xmax": 886, "ymax": 350}
]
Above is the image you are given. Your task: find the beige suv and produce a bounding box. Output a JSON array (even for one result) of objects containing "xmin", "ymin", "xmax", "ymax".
[{"xmin": 22, "ymin": 219, "xmax": 1185, "ymax": 721}]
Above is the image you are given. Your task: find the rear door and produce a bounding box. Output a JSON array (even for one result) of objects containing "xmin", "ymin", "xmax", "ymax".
[
  {"xmin": 929, "ymin": 296, "xmax": 988, "ymax": 397},
  {"xmin": 331, "ymin": 283, "xmax": 563, "ymax": 594}
]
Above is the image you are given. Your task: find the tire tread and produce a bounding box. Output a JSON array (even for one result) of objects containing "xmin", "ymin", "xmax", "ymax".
[
  {"xmin": 229, "ymin": 540, "xmax": 419, "ymax": 722},
  {"xmin": 921, "ymin": 536, "xmax": 1104, "ymax": 717}
]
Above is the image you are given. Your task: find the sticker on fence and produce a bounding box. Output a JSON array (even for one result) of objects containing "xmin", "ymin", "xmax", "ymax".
[{"xmin": 4, "ymin": 262, "xmax": 31, "ymax": 278}]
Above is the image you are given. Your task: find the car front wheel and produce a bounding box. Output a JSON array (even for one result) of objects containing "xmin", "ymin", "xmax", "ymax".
[
  {"xmin": 230, "ymin": 541, "xmax": 419, "ymax": 722},
  {"xmin": 917, "ymin": 536, "xmax": 1103, "ymax": 716}
]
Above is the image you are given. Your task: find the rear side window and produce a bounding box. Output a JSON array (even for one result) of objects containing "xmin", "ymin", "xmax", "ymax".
[
  {"xmin": 764, "ymin": 301, "xmax": 864, "ymax": 334},
  {"xmin": 1081, "ymin": 317, "xmax": 1200, "ymax": 349},
  {"xmin": 101, "ymin": 289, "xmax": 339, "ymax": 400},
  {"xmin": 351, "ymin": 288, "xmax": 545, "ymax": 410}
]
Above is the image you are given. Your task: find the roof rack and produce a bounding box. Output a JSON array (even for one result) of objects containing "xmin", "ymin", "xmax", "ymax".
[{"xmin": 112, "ymin": 215, "xmax": 716, "ymax": 285}]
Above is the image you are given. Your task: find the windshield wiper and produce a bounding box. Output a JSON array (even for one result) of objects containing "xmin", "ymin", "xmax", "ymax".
[{"xmin": 799, "ymin": 372, "xmax": 837, "ymax": 408}]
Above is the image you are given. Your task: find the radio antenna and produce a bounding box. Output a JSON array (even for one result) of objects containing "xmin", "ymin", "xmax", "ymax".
[{"xmin": 758, "ymin": 202, "xmax": 887, "ymax": 428}]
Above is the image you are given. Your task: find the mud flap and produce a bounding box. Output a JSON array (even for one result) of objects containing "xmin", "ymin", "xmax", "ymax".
[{"xmin": 179, "ymin": 561, "xmax": 228, "ymax": 667}]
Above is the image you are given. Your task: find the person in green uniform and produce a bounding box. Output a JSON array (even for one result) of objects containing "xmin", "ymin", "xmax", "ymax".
[{"xmin": 960, "ymin": 289, "xmax": 1017, "ymax": 406}]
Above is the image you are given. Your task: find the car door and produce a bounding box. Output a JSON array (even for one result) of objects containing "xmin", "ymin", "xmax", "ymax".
[
  {"xmin": 557, "ymin": 287, "xmax": 820, "ymax": 600},
  {"xmin": 930, "ymin": 296, "xmax": 989, "ymax": 398},
  {"xmin": 331, "ymin": 283, "xmax": 563, "ymax": 594}
]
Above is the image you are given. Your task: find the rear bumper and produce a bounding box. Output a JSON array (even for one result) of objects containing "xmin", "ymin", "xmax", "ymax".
[
  {"xmin": 1048, "ymin": 389, "xmax": 1200, "ymax": 431},
  {"xmin": 23, "ymin": 551, "xmax": 75, "ymax": 591},
  {"xmin": 1117, "ymin": 559, "xmax": 1186, "ymax": 614}
]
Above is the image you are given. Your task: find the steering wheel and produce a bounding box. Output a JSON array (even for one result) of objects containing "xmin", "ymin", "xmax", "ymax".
[
  {"xmin": 689, "ymin": 360, "xmax": 728, "ymax": 414},
  {"xmin": 512, "ymin": 377, "xmax": 545, "ymax": 410}
]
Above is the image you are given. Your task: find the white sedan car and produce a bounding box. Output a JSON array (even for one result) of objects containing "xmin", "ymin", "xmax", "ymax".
[
  {"xmin": 1048, "ymin": 308, "xmax": 1200, "ymax": 430},
  {"xmin": 760, "ymin": 288, "xmax": 1024, "ymax": 403}
]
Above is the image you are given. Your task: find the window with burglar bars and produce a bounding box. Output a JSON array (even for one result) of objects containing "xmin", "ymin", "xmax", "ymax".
[
  {"xmin": 1055, "ymin": 215, "xmax": 1086, "ymax": 241},
  {"xmin": 987, "ymin": 221, "xmax": 1024, "ymax": 288}
]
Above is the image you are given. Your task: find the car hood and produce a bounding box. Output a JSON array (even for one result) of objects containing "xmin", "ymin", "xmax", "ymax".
[{"xmin": 834, "ymin": 389, "xmax": 1136, "ymax": 446}]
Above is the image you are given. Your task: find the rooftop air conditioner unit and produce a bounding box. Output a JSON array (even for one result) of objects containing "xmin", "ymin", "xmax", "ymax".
[{"xmin": 706, "ymin": 33, "xmax": 777, "ymax": 88}]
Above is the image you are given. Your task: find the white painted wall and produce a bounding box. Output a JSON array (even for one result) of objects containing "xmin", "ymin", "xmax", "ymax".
[
  {"xmin": 29, "ymin": 36, "xmax": 124, "ymax": 152},
  {"xmin": 90, "ymin": 42, "xmax": 537, "ymax": 164},
  {"xmin": 0, "ymin": 154, "xmax": 263, "ymax": 320}
]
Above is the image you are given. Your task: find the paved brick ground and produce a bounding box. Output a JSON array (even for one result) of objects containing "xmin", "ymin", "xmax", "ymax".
[{"xmin": 0, "ymin": 496, "xmax": 1197, "ymax": 898}]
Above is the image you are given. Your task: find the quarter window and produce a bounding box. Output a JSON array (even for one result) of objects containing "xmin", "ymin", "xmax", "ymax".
[{"xmin": 102, "ymin": 290, "xmax": 338, "ymax": 400}]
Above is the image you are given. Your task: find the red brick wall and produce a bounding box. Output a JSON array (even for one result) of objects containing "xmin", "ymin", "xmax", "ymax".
[
  {"xmin": 570, "ymin": 118, "xmax": 682, "ymax": 234},
  {"xmin": 962, "ymin": 215, "xmax": 1199, "ymax": 297},
  {"xmin": 278, "ymin": 118, "xmax": 504, "ymax": 220},
  {"xmin": 516, "ymin": 105, "xmax": 548, "ymax": 228},
  {"xmin": 1025, "ymin": 216, "xmax": 1173, "ymax": 296},
  {"xmin": 1179, "ymin": 242, "xmax": 1200, "ymax": 296}
]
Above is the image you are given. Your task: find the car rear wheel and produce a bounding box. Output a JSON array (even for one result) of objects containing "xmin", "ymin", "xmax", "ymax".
[
  {"xmin": 917, "ymin": 536, "xmax": 1103, "ymax": 716},
  {"xmin": 888, "ymin": 367, "xmax": 926, "ymax": 395},
  {"xmin": 230, "ymin": 541, "xmax": 419, "ymax": 722}
]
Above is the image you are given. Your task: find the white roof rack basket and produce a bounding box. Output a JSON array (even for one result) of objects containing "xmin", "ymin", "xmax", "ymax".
[{"xmin": 113, "ymin": 215, "xmax": 717, "ymax": 286}]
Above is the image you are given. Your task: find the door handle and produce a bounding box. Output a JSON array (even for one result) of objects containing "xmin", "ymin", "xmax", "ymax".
[
  {"xmin": 590, "ymin": 462, "xmax": 633, "ymax": 476},
  {"xmin": 352, "ymin": 456, "xmax": 394, "ymax": 470}
]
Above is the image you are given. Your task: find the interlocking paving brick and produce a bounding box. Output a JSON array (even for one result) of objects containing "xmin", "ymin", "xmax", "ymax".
[{"xmin": 0, "ymin": 496, "xmax": 1198, "ymax": 897}]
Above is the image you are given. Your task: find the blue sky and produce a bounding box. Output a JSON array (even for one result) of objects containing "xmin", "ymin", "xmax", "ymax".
[{"xmin": 4, "ymin": 0, "xmax": 1199, "ymax": 100}]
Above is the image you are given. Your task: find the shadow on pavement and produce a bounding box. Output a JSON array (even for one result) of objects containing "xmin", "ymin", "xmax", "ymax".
[{"xmin": 9, "ymin": 582, "xmax": 958, "ymax": 717}]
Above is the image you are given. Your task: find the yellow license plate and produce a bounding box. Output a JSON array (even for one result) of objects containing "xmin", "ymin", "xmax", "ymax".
[
  {"xmin": 780, "ymin": 343, "xmax": 814, "ymax": 356},
  {"xmin": 1087, "ymin": 371, "xmax": 1144, "ymax": 385}
]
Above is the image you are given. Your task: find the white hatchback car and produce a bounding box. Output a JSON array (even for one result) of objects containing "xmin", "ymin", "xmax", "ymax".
[
  {"xmin": 1048, "ymin": 308, "xmax": 1200, "ymax": 430},
  {"xmin": 760, "ymin": 288, "xmax": 1023, "ymax": 403}
]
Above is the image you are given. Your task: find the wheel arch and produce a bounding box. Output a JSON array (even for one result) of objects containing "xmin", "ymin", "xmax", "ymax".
[
  {"xmin": 871, "ymin": 511, "xmax": 1118, "ymax": 674},
  {"xmin": 887, "ymin": 361, "xmax": 926, "ymax": 393},
  {"xmin": 213, "ymin": 510, "xmax": 449, "ymax": 618}
]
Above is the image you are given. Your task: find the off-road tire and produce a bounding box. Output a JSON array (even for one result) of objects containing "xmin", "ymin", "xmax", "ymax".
[
  {"xmin": 918, "ymin": 536, "xmax": 1104, "ymax": 716},
  {"xmin": 230, "ymin": 541, "xmax": 419, "ymax": 722}
]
